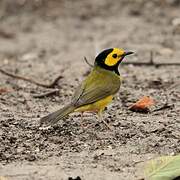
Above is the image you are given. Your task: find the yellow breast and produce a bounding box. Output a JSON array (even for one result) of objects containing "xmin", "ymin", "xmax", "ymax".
[{"xmin": 75, "ymin": 95, "xmax": 113, "ymax": 113}]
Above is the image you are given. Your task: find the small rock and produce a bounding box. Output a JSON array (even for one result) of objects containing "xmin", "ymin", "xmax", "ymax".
[
  {"xmin": 20, "ymin": 53, "xmax": 38, "ymax": 61},
  {"xmin": 26, "ymin": 154, "xmax": 36, "ymax": 161},
  {"xmin": 159, "ymin": 48, "xmax": 173, "ymax": 56},
  {"xmin": 172, "ymin": 17, "xmax": 180, "ymax": 34},
  {"xmin": 172, "ymin": 17, "xmax": 180, "ymax": 26}
]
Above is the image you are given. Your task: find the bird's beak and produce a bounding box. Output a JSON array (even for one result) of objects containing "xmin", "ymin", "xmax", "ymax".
[
  {"xmin": 119, "ymin": 51, "xmax": 134, "ymax": 64},
  {"xmin": 123, "ymin": 51, "xmax": 134, "ymax": 56}
]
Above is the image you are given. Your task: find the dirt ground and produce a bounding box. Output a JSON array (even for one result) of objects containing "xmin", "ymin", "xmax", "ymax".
[{"xmin": 0, "ymin": 0, "xmax": 180, "ymax": 179}]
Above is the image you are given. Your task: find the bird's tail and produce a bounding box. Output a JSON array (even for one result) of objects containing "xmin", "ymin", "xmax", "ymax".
[{"xmin": 40, "ymin": 104, "xmax": 75, "ymax": 127}]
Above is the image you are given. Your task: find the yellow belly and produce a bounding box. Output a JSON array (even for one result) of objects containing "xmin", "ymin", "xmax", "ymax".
[{"xmin": 75, "ymin": 95, "xmax": 113, "ymax": 113}]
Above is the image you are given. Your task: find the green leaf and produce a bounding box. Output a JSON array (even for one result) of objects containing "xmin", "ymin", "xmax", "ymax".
[{"xmin": 144, "ymin": 155, "xmax": 180, "ymax": 180}]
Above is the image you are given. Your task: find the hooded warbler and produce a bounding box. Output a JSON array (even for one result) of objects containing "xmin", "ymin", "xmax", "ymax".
[{"xmin": 40, "ymin": 48, "xmax": 133, "ymax": 128}]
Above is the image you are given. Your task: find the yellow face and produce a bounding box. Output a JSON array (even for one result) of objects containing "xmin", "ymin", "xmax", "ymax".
[
  {"xmin": 104, "ymin": 48, "xmax": 126, "ymax": 66},
  {"xmin": 95, "ymin": 48, "xmax": 133, "ymax": 75}
]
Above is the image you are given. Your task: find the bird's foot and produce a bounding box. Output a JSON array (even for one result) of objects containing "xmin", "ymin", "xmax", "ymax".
[{"xmin": 101, "ymin": 119, "xmax": 113, "ymax": 130}]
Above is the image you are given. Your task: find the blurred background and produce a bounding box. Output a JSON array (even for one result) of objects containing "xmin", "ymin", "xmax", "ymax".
[
  {"xmin": 0, "ymin": 1, "xmax": 180, "ymax": 179},
  {"xmin": 0, "ymin": 0, "xmax": 180, "ymax": 85},
  {"xmin": 0, "ymin": 0, "xmax": 180, "ymax": 69},
  {"xmin": 0, "ymin": 0, "xmax": 180, "ymax": 91}
]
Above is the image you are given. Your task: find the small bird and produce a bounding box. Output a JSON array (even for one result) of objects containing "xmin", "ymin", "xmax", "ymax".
[{"xmin": 40, "ymin": 48, "xmax": 133, "ymax": 128}]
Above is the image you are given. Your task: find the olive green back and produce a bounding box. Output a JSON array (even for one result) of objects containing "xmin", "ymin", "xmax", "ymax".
[{"xmin": 72, "ymin": 66, "xmax": 121, "ymax": 107}]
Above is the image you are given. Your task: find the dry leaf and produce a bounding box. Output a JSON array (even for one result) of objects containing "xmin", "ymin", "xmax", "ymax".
[
  {"xmin": 129, "ymin": 96, "xmax": 154, "ymax": 112},
  {"xmin": 0, "ymin": 88, "xmax": 10, "ymax": 95},
  {"xmin": 144, "ymin": 155, "xmax": 180, "ymax": 180}
]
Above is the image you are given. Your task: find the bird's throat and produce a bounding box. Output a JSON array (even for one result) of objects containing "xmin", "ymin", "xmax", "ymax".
[{"xmin": 95, "ymin": 63, "xmax": 120, "ymax": 76}]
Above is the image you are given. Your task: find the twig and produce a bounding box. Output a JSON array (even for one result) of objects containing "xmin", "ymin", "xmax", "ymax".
[
  {"xmin": 168, "ymin": 81, "xmax": 180, "ymax": 90},
  {"xmin": 122, "ymin": 50, "xmax": 180, "ymax": 66},
  {"xmin": 3, "ymin": 173, "xmax": 29, "ymax": 177},
  {"xmin": 122, "ymin": 62, "xmax": 180, "ymax": 67},
  {"xmin": 153, "ymin": 104, "xmax": 174, "ymax": 112},
  {"xmin": 83, "ymin": 57, "xmax": 93, "ymax": 67},
  {"xmin": 84, "ymin": 53, "xmax": 180, "ymax": 67},
  {"xmin": 33, "ymin": 89, "xmax": 60, "ymax": 98},
  {"xmin": 45, "ymin": 75, "xmax": 63, "ymax": 88},
  {"xmin": 150, "ymin": 51, "xmax": 154, "ymax": 65},
  {"xmin": 153, "ymin": 89, "xmax": 174, "ymax": 112},
  {"xmin": 0, "ymin": 68, "xmax": 62, "ymax": 88}
]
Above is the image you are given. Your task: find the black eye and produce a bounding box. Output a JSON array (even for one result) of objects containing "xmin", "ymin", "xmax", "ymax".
[{"xmin": 112, "ymin": 54, "xmax": 117, "ymax": 58}]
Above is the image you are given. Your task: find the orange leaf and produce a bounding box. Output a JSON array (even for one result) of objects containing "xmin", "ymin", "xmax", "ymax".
[{"xmin": 129, "ymin": 96, "xmax": 154, "ymax": 112}]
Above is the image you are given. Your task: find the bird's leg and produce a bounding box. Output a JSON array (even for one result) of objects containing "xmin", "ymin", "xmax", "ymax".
[
  {"xmin": 80, "ymin": 112, "xmax": 86, "ymax": 128},
  {"xmin": 81, "ymin": 112, "xmax": 84, "ymax": 121},
  {"xmin": 97, "ymin": 111, "xmax": 112, "ymax": 130}
]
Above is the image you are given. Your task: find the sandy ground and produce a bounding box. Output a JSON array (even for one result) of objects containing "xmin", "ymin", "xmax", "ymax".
[{"xmin": 0, "ymin": 0, "xmax": 180, "ymax": 179}]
